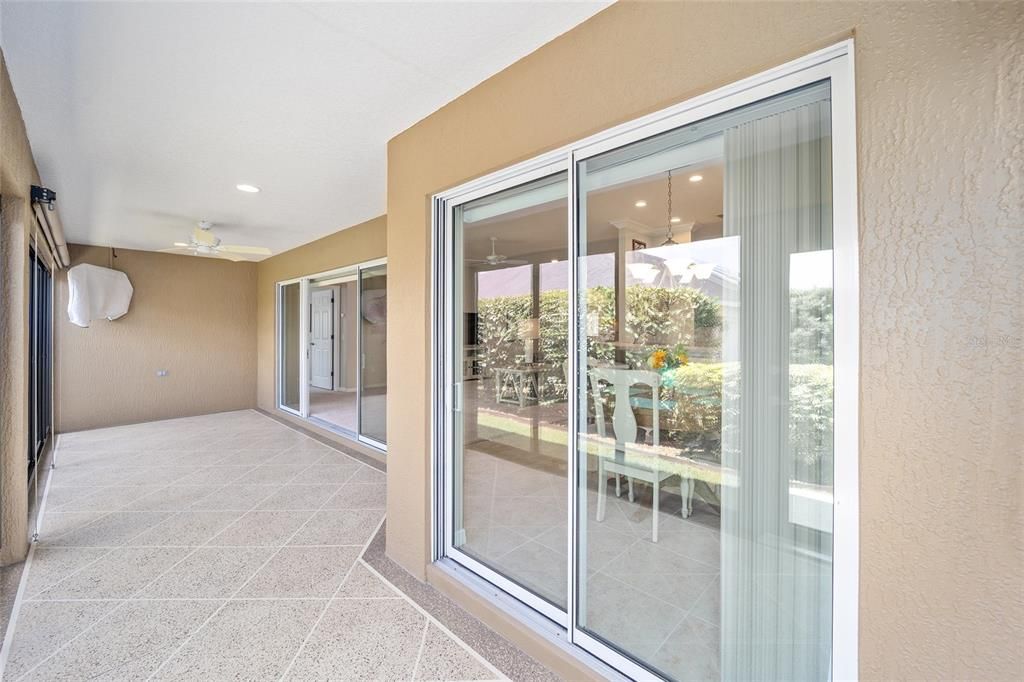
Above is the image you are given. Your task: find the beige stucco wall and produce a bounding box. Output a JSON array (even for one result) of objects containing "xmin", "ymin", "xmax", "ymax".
[
  {"xmin": 0, "ymin": 50, "xmax": 62, "ymax": 564},
  {"xmin": 255, "ymin": 215, "xmax": 386, "ymax": 412},
  {"xmin": 385, "ymin": 2, "xmax": 1023, "ymax": 678},
  {"xmin": 55, "ymin": 245, "xmax": 257, "ymax": 432}
]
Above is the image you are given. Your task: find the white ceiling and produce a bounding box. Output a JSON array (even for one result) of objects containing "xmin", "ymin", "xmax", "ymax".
[{"xmin": 0, "ymin": 1, "xmax": 611, "ymax": 259}]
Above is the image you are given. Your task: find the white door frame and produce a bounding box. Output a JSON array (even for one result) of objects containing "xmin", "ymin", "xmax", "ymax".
[
  {"xmin": 333, "ymin": 284, "xmax": 347, "ymax": 390},
  {"xmin": 431, "ymin": 40, "xmax": 858, "ymax": 681},
  {"xmin": 309, "ymin": 287, "xmax": 335, "ymax": 390},
  {"xmin": 276, "ymin": 257, "xmax": 388, "ymax": 451}
]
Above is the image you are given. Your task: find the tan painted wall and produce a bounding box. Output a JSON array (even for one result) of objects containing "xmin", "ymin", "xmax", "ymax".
[
  {"xmin": 385, "ymin": 2, "xmax": 1023, "ymax": 678},
  {"xmin": 255, "ymin": 215, "xmax": 386, "ymax": 412},
  {"xmin": 0, "ymin": 50, "xmax": 63, "ymax": 564},
  {"xmin": 55, "ymin": 245, "xmax": 257, "ymax": 432}
]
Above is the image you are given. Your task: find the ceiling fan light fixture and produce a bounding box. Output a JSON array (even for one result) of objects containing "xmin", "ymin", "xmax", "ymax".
[{"xmin": 236, "ymin": 184, "xmax": 261, "ymax": 193}]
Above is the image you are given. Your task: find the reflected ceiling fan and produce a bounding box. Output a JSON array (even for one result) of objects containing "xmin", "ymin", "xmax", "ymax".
[
  {"xmin": 467, "ymin": 237, "xmax": 528, "ymax": 267},
  {"xmin": 161, "ymin": 220, "xmax": 272, "ymax": 262}
]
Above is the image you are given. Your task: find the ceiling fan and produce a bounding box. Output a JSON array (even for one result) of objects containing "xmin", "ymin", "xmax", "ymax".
[
  {"xmin": 160, "ymin": 220, "xmax": 272, "ymax": 262},
  {"xmin": 466, "ymin": 237, "xmax": 528, "ymax": 267}
]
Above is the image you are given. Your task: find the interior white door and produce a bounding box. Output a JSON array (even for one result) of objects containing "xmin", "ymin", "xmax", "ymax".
[{"xmin": 309, "ymin": 288, "xmax": 334, "ymax": 390}]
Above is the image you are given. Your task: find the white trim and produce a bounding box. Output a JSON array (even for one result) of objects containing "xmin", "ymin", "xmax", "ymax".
[
  {"xmin": 0, "ymin": 433, "xmax": 60, "ymax": 678},
  {"xmin": 277, "ymin": 256, "xmax": 388, "ymax": 286},
  {"xmin": 436, "ymin": 161, "xmax": 572, "ymax": 625},
  {"xmin": 359, "ymin": 558, "xmax": 509, "ymax": 682},
  {"xmin": 829, "ymin": 39, "xmax": 860, "ymax": 682},
  {"xmin": 274, "ymin": 256, "xmax": 389, "ymax": 452},
  {"xmin": 430, "ymin": 39, "xmax": 859, "ymax": 681},
  {"xmin": 298, "ymin": 277, "xmax": 310, "ymax": 418},
  {"xmin": 446, "ymin": 547, "xmax": 568, "ymax": 626}
]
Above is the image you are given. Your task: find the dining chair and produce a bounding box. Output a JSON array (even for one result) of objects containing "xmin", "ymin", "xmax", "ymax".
[{"xmin": 589, "ymin": 367, "xmax": 694, "ymax": 542}]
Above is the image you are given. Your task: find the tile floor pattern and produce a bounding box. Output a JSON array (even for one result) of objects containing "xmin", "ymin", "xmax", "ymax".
[
  {"xmin": 308, "ymin": 387, "xmax": 386, "ymax": 440},
  {"xmin": 458, "ymin": 445, "xmax": 721, "ymax": 680},
  {"xmin": 1, "ymin": 410, "xmax": 505, "ymax": 682}
]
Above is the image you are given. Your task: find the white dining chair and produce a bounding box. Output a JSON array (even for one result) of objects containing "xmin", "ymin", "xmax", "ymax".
[{"xmin": 590, "ymin": 367, "xmax": 694, "ymax": 542}]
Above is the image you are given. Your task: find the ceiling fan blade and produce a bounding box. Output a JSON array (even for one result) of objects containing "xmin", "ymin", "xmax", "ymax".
[
  {"xmin": 502, "ymin": 259, "xmax": 529, "ymax": 266},
  {"xmin": 217, "ymin": 252, "xmax": 250, "ymax": 262},
  {"xmin": 158, "ymin": 247, "xmax": 194, "ymax": 255},
  {"xmin": 218, "ymin": 244, "xmax": 272, "ymax": 256},
  {"xmin": 192, "ymin": 227, "xmax": 218, "ymax": 247}
]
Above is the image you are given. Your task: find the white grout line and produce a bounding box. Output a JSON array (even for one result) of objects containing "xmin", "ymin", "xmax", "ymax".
[
  {"xmin": 5, "ymin": 413, "xmax": 507, "ymax": 681},
  {"xmin": 0, "ymin": 433, "xmax": 60, "ymax": 679},
  {"xmin": 409, "ymin": 618, "xmax": 431, "ymax": 680},
  {"xmin": 356, "ymin": 558, "xmax": 509, "ymax": 682},
  {"xmin": 145, "ymin": 460, "xmax": 370, "ymax": 680},
  {"xmin": 20, "ymin": 596, "xmax": 402, "ymax": 603},
  {"xmin": 275, "ymin": 513, "xmax": 387, "ymax": 681},
  {"xmin": 11, "ymin": 444, "xmax": 331, "ymax": 680},
  {"xmin": 249, "ymin": 408, "xmax": 383, "ymax": 474},
  {"xmin": 33, "ymin": 543, "xmax": 369, "ymax": 549},
  {"xmin": 647, "ymin": 575, "xmax": 718, "ymax": 659}
]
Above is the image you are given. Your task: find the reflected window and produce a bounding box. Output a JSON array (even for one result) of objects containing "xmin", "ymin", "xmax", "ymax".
[
  {"xmin": 575, "ymin": 82, "xmax": 834, "ymax": 681},
  {"xmin": 452, "ymin": 172, "xmax": 570, "ymax": 610}
]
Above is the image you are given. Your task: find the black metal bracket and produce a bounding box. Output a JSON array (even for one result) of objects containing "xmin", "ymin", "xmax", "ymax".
[{"xmin": 31, "ymin": 185, "xmax": 57, "ymax": 210}]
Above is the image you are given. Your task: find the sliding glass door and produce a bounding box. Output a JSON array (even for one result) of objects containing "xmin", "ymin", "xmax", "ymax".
[
  {"xmin": 447, "ymin": 170, "xmax": 569, "ymax": 618},
  {"xmin": 279, "ymin": 282, "xmax": 303, "ymax": 414},
  {"xmin": 435, "ymin": 46, "xmax": 857, "ymax": 681},
  {"xmin": 357, "ymin": 264, "xmax": 388, "ymax": 448},
  {"xmin": 575, "ymin": 82, "xmax": 834, "ymax": 680},
  {"xmin": 276, "ymin": 259, "xmax": 388, "ymax": 449}
]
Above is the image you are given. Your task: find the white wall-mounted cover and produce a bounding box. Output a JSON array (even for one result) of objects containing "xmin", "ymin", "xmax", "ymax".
[{"xmin": 67, "ymin": 264, "xmax": 134, "ymax": 328}]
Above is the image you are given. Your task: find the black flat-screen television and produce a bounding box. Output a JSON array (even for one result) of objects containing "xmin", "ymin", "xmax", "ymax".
[{"xmin": 465, "ymin": 313, "xmax": 479, "ymax": 346}]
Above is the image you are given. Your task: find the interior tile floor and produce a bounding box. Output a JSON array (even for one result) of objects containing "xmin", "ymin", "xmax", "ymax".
[
  {"xmin": 308, "ymin": 387, "xmax": 386, "ymax": 441},
  {"xmin": 1, "ymin": 410, "xmax": 504, "ymax": 682},
  {"xmin": 458, "ymin": 423, "xmax": 721, "ymax": 680}
]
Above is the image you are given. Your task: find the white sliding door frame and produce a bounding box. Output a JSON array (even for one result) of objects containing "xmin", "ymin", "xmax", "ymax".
[
  {"xmin": 438, "ymin": 155, "xmax": 571, "ymax": 626},
  {"xmin": 431, "ymin": 40, "xmax": 859, "ymax": 681},
  {"xmin": 275, "ymin": 282, "xmax": 302, "ymax": 418},
  {"xmin": 276, "ymin": 257, "xmax": 389, "ymax": 451}
]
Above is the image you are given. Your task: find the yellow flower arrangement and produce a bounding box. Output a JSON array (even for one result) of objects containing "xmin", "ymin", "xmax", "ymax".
[{"xmin": 648, "ymin": 344, "xmax": 689, "ymax": 371}]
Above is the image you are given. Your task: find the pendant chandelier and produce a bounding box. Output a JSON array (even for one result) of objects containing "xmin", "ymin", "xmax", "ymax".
[{"xmin": 661, "ymin": 169, "xmax": 677, "ymax": 246}]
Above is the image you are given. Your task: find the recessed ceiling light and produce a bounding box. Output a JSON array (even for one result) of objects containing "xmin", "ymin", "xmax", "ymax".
[
  {"xmin": 236, "ymin": 184, "xmax": 261, "ymax": 193},
  {"xmin": 689, "ymin": 174, "xmax": 703, "ymax": 183},
  {"xmin": 670, "ymin": 217, "xmax": 681, "ymax": 224},
  {"xmin": 634, "ymin": 200, "xmax": 647, "ymax": 208}
]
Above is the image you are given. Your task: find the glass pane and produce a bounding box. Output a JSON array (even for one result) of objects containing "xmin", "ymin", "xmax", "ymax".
[
  {"xmin": 359, "ymin": 264, "xmax": 387, "ymax": 444},
  {"xmin": 280, "ymin": 282, "xmax": 301, "ymax": 412},
  {"xmin": 307, "ymin": 270, "xmax": 358, "ymax": 434},
  {"xmin": 453, "ymin": 171, "xmax": 569, "ymax": 608},
  {"xmin": 575, "ymin": 83, "xmax": 834, "ymax": 680}
]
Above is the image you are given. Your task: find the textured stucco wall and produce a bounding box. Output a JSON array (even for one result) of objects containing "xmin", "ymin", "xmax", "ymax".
[
  {"xmin": 55, "ymin": 245, "xmax": 257, "ymax": 432},
  {"xmin": 385, "ymin": 1, "xmax": 1023, "ymax": 678},
  {"xmin": 0, "ymin": 50, "xmax": 61, "ymax": 565},
  {"xmin": 255, "ymin": 215, "xmax": 386, "ymax": 412}
]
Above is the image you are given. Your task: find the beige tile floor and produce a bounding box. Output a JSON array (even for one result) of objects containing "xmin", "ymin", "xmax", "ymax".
[
  {"xmin": 1, "ymin": 410, "xmax": 504, "ymax": 682},
  {"xmin": 457, "ymin": 443, "xmax": 721, "ymax": 681},
  {"xmin": 308, "ymin": 387, "xmax": 386, "ymax": 441}
]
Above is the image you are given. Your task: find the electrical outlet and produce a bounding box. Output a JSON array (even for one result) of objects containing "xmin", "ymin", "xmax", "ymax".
[{"xmin": 156, "ymin": 370, "xmax": 169, "ymax": 377}]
